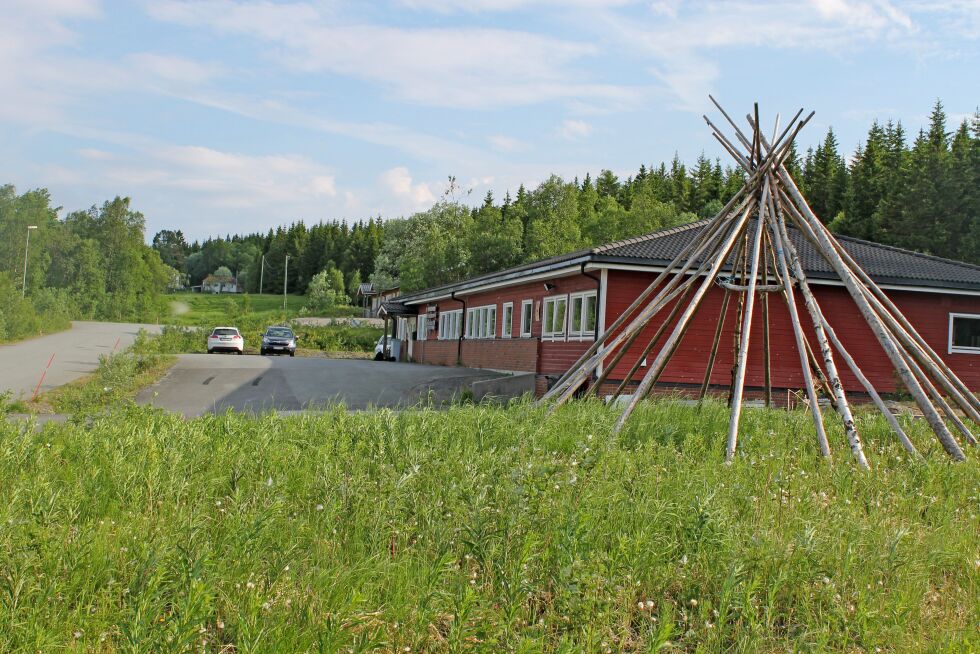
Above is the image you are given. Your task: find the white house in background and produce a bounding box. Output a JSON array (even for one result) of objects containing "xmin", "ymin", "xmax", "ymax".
[{"xmin": 202, "ymin": 275, "xmax": 240, "ymax": 294}]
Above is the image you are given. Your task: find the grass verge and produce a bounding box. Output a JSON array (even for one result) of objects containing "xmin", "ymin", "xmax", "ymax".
[
  {"xmin": 0, "ymin": 400, "xmax": 976, "ymax": 651},
  {"xmin": 23, "ymin": 328, "xmax": 196, "ymax": 415}
]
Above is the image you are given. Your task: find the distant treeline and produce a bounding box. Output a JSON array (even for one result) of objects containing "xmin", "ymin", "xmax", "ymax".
[
  {"xmin": 2, "ymin": 101, "xmax": 974, "ymax": 337},
  {"xmin": 159, "ymin": 101, "xmax": 977, "ymax": 295}
]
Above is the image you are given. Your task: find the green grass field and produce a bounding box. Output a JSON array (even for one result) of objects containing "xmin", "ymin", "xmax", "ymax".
[
  {"xmin": 1, "ymin": 400, "xmax": 977, "ymax": 652},
  {"xmin": 165, "ymin": 293, "xmax": 310, "ymax": 326}
]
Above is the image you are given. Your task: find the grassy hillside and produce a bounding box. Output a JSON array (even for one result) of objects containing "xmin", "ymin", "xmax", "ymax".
[
  {"xmin": 165, "ymin": 293, "xmax": 310, "ymax": 326},
  {"xmin": 1, "ymin": 401, "xmax": 976, "ymax": 652}
]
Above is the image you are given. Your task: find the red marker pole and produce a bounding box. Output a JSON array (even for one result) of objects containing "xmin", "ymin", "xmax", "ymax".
[{"xmin": 31, "ymin": 353, "xmax": 56, "ymax": 402}]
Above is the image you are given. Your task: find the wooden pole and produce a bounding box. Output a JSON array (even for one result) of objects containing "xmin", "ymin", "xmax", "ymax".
[
  {"xmin": 760, "ymin": 227, "xmax": 772, "ymax": 408},
  {"xmin": 611, "ymin": 199, "xmax": 756, "ymax": 434},
  {"xmin": 780, "ymin": 190, "xmax": 980, "ymax": 422},
  {"xmin": 777, "ymin": 187, "xmax": 977, "ymax": 445},
  {"xmin": 777, "ymin": 170, "xmax": 966, "ymax": 461},
  {"xmin": 540, "ymin": 193, "xmax": 749, "ymax": 401},
  {"xmin": 747, "ymin": 117, "xmax": 966, "ymax": 460},
  {"xmin": 772, "ymin": 190, "xmax": 869, "ymax": 468},
  {"xmin": 725, "ymin": 176, "xmax": 769, "ymax": 462},
  {"xmin": 699, "ymin": 235, "xmax": 749, "ymax": 402},
  {"xmin": 546, "ymin": 209, "xmax": 745, "ymax": 407},
  {"xmin": 765, "ymin": 193, "xmax": 831, "ymax": 458},
  {"xmin": 728, "ymin": 220, "xmax": 749, "ymax": 407},
  {"xmin": 699, "ymin": 288, "xmax": 732, "ymax": 402},
  {"xmin": 816, "ymin": 310, "xmax": 920, "ymax": 457},
  {"xmin": 610, "ymin": 282, "xmax": 695, "ymax": 400}
]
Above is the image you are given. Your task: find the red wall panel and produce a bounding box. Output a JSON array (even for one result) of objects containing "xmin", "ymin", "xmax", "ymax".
[{"xmin": 603, "ymin": 270, "xmax": 980, "ymax": 393}]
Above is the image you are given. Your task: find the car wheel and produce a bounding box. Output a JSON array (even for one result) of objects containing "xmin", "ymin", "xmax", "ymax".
[
  {"xmin": 289, "ymin": 351, "xmax": 295, "ymax": 357},
  {"xmin": 238, "ymin": 349, "xmax": 244, "ymax": 355},
  {"xmin": 374, "ymin": 352, "xmax": 383, "ymax": 361},
  {"xmin": 260, "ymin": 349, "xmax": 265, "ymax": 356},
  {"xmin": 207, "ymin": 348, "xmax": 213, "ymax": 354}
]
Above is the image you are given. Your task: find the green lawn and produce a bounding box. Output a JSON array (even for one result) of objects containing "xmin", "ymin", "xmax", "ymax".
[
  {"xmin": 1, "ymin": 400, "xmax": 976, "ymax": 652},
  {"xmin": 165, "ymin": 293, "xmax": 309, "ymax": 326}
]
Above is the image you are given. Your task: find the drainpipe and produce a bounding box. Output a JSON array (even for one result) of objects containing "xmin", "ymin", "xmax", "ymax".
[
  {"xmin": 451, "ymin": 290, "xmax": 466, "ymax": 365},
  {"xmin": 581, "ymin": 262, "xmax": 601, "ymax": 340}
]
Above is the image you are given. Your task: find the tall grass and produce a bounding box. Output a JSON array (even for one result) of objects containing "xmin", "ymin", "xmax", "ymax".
[{"xmin": 0, "ymin": 400, "xmax": 976, "ymax": 652}]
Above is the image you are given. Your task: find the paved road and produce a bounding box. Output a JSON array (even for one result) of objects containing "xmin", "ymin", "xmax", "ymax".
[
  {"xmin": 137, "ymin": 354, "xmax": 505, "ymax": 416},
  {"xmin": 0, "ymin": 321, "xmax": 162, "ymax": 399}
]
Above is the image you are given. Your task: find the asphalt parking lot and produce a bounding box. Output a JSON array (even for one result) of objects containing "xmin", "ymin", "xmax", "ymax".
[{"xmin": 136, "ymin": 354, "xmax": 506, "ymax": 416}]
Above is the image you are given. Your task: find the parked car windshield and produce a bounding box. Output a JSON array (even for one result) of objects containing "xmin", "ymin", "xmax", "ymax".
[
  {"xmin": 266, "ymin": 327, "xmax": 293, "ymax": 338},
  {"xmin": 212, "ymin": 328, "xmax": 238, "ymax": 336}
]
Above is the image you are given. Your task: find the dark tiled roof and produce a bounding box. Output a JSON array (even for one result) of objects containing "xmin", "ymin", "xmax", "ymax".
[
  {"xmin": 379, "ymin": 301, "xmax": 415, "ymax": 316},
  {"xmin": 400, "ymin": 219, "xmax": 980, "ymax": 303},
  {"xmin": 596, "ymin": 219, "xmax": 980, "ymax": 291}
]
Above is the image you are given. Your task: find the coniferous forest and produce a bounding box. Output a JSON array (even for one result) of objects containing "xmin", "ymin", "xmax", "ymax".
[{"xmin": 2, "ymin": 101, "xmax": 977, "ymax": 336}]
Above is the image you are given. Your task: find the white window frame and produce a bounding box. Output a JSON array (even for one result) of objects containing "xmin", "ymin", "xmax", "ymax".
[
  {"xmin": 567, "ymin": 290, "xmax": 598, "ymax": 340},
  {"xmin": 501, "ymin": 302, "xmax": 514, "ymax": 338},
  {"xmin": 417, "ymin": 315, "xmax": 427, "ymax": 341},
  {"xmin": 948, "ymin": 312, "xmax": 980, "ymax": 354},
  {"xmin": 465, "ymin": 304, "xmax": 497, "ymax": 339},
  {"xmin": 520, "ymin": 299, "xmax": 533, "ymax": 338},
  {"xmin": 542, "ymin": 294, "xmax": 569, "ymax": 340},
  {"xmin": 438, "ymin": 309, "xmax": 462, "ymax": 341}
]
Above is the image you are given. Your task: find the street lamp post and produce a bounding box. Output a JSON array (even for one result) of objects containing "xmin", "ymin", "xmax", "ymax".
[
  {"xmin": 283, "ymin": 255, "xmax": 290, "ymax": 313},
  {"xmin": 22, "ymin": 225, "xmax": 37, "ymax": 298}
]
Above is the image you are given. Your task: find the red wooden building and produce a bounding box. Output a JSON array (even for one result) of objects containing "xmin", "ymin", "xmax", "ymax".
[{"xmin": 383, "ymin": 221, "xmax": 980, "ymax": 398}]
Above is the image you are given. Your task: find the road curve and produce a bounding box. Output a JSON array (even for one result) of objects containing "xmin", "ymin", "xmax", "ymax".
[{"xmin": 0, "ymin": 321, "xmax": 162, "ymax": 399}]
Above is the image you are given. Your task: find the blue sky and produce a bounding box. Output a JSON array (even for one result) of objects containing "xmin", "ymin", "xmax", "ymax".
[{"xmin": 1, "ymin": 0, "xmax": 977, "ymax": 241}]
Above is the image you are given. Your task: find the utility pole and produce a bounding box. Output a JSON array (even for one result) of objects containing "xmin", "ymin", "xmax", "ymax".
[
  {"xmin": 22, "ymin": 225, "xmax": 37, "ymax": 298},
  {"xmin": 283, "ymin": 255, "xmax": 290, "ymax": 313},
  {"xmin": 259, "ymin": 255, "xmax": 265, "ymax": 294}
]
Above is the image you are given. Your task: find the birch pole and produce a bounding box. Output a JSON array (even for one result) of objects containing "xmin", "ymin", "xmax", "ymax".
[
  {"xmin": 725, "ymin": 179, "xmax": 770, "ymax": 462},
  {"xmin": 547, "ymin": 210, "xmax": 745, "ymax": 408},
  {"xmin": 541, "ymin": 190, "xmax": 751, "ymax": 401},
  {"xmin": 773, "ymin": 190, "xmax": 868, "ymax": 468},
  {"xmin": 777, "ymin": 169, "xmax": 966, "ymax": 461},
  {"xmin": 612, "ymin": 200, "xmax": 756, "ymax": 434},
  {"xmin": 766, "ymin": 194, "xmax": 831, "ymax": 458}
]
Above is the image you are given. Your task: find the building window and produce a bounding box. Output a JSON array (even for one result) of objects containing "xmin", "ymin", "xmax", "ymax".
[
  {"xmin": 542, "ymin": 295, "xmax": 568, "ymax": 339},
  {"xmin": 520, "ymin": 300, "xmax": 533, "ymax": 337},
  {"xmin": 465, "ymin": 304, "xmax": 497, "ymax": 339},
  {"xmin": 417, "ymin": 315, "xmax": 427, "ymax": 341},
  {"xmin": 501, "ymin": 302, "xmax": 513, "ymax": 338},
  {"xmin": 568, "ymin": 291, "xmax": 598, "ymax": 339},
  {"xmin": 438, "ymin": 309, "xmax": 462, "ymax": 340},
  {"xmin": 949, "ymin": 313, "xmax": 980, "ymax": 354}
]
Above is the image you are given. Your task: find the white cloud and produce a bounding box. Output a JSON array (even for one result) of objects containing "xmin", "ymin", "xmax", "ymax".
[
  {"xmin": 79, "ymin": 144, "xmax": 339, "ymax": 210},
  {"xmin": 146, "ymin": 0, "xmax": 640, "ymax": 110},
  {"xmin": 398, "ymin": 0, "xmax": 635, "ymax": 11},
  {"xmin": 558, "ymin": 119, "xmax": 592, "ymax": 140},
  {"xmin": 380, "ymin": 167, "xmax": 437, "ymax": 208},
  {"xmin": 600, "ymin": 0, "xmax": 930, "ymax": 111}
]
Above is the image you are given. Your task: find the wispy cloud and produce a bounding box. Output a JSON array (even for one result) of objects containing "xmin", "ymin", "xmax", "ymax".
[
  {"xmin": 146, "ymin": 0, "xmax": 640, "ymax": 110},
  {"xmin": 598, "ymin": 0, "xmax": 969, "ymax": 110},
  {"xmin": 558, "ymin": 119, "xmax": 592, "ymax": 140}
]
